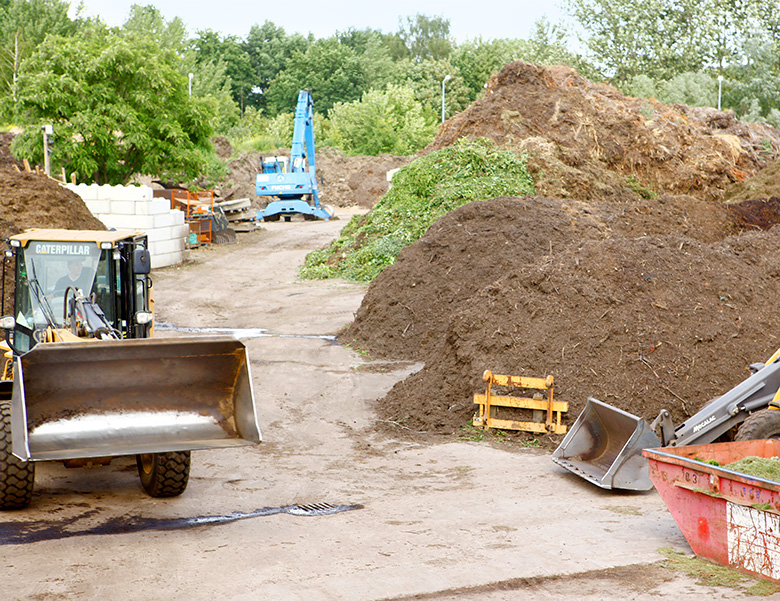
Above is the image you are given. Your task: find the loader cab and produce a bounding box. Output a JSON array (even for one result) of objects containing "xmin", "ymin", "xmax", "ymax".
[{"xmin": 3, "ymin": 230, "xmax": 152, "ymax": 353}]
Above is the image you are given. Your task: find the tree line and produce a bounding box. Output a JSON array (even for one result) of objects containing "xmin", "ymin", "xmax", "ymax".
[{"xmin": 1, "ymin": 0, "xmax": 778, "ymax": 185}]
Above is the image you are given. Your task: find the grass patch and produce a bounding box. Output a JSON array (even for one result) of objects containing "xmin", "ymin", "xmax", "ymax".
[
  {"xmin": 300, "ymin": 138, "xmax": 535, "ymax": 282},
  {"xmin": 658, "ymin": 546, "xmax": 780, "ymax": 594}
]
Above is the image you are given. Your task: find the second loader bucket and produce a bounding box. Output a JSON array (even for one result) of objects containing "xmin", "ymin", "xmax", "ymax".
[
  {"xmin": 552, "ymin": 398, "xmax": 660, "ymax": 490},
  {"xmin": 11, "ymin": 335, "xmax": 261, "ymax": 461}
]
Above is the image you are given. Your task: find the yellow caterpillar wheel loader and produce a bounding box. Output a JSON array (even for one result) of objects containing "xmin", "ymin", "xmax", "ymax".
[
  {"xmin": 0, "ymin": 229, "xmax": 261, "ymax": 509},
  {"xmin": 552, "ymin": 348, "xmax": 780, "ymax": 491}
]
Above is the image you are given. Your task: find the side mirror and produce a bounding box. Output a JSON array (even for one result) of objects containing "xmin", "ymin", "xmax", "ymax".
[{"xmin": 134, "ymin": 248, "xmax": 151, "ymax": 275}]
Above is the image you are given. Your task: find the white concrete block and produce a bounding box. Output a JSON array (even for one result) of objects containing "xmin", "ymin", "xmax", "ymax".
[
  {"xmin": 65, "ymin": 183, "xmax": 101, "ymax": 201},
  {"xmin": 153, "ymin": 212, "xmax": 176, "ymax": 228},
  {"xmin": 96, "ymin": 184, "xmax": 154, "ymax": 201},
  {"xmin": 171, "ymin": 208, "xmax": 185, "ymax": 225},
  {"xmin": 135, "ymin": 197, "xmax": 170, "ymax": 216},
  {"xmin": 84, "ymin": 199, "xmax": 111, "ymax": 215},
  {"xmin": 98, "ymin": 214, "xmax": 156, "ymax": 231},
  {"xmin": 146, "ymin": 226, "xmax": 174, "ymax": 243},
  {"xmin": 151, "ymin": 251, "xmax": 184, "ymax": 269},
  {"xmin": 173, "ymin": 224, "xmax": 190, "ymax": 239},
  {"xmin": 109, "ymin": 200, "xmax": 136, "ymax": 215},
  {"xmin": 152, "ymin": 252, "xmax": 186, "ymax": 269},
  {"xmin": 150, "ymin": 238, "xmax": 186, "ymax": 255}
]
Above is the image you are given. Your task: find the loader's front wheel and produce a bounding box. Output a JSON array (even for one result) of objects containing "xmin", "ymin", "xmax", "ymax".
[
  {"xmin": 0, "ymin": 402, "xmax": 35, "ymax": 509},
  {"xmin": 735, "ymin": 408, "xmax": 780, "ymax": 441},
  {"xmin": 136, "ymin": 451, "xmax": 190, "ymax": 498}
]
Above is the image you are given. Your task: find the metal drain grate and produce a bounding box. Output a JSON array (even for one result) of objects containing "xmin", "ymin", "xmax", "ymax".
[
  {"xmin": 1, "ymin": 502, "xmax": 364, "ymax": 545},
  {"xmin": 285, "ymin": 503, "xmax": 360, "ymax": 516}
]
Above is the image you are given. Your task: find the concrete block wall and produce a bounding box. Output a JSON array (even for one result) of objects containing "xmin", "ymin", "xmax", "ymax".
[{"xmin": 64, "ymin": 184, "xmax": 189, "ymax": 269}]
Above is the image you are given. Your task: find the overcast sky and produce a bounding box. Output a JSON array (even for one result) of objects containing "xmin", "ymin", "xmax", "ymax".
[{"xmin": 70, "ymin": 1, "xmax": 570, "ymax": 43}]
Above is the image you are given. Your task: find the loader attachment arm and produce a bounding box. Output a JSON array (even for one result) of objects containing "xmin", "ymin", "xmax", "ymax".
[{"xmin": 553, "ymin": 352, "xmax": 780, "ymax": 491}]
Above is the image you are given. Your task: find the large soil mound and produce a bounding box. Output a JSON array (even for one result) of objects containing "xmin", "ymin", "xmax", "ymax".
[
  {"xmin": 429, "ymin": 62, "xmax": 780, "ymax": 203},
  {"xmin": 0, "ymin": 168, "xmax": 105, "ymax": 313},
  {"xmin": 342, "ymin": 196, "xmax": 780, "ymax": 442}
]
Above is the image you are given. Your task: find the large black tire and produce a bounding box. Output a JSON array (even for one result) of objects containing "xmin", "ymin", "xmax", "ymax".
[
  {"xmin": 735, "ymin": 408, "xmax": 780, "ymax": 441},
  {"xmin": 0, "ymin": 402, "xmax": 35, "ymax": 509},
  {"xmin": 136, "ymin": 451, "xmax": 190, "ymax": 497}
]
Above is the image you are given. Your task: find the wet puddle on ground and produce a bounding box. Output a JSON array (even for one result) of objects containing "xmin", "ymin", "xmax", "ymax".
[
  {"xmin": 155, "ymin": 322, "xmax": 336, "ymax": 342},
  {"xmin": 0, "ymin": 503, "xmax": 362, "ymax": 545}
]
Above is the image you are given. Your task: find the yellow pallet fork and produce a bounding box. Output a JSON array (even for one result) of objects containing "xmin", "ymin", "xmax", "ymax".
[{"xmin": 473, "ymin": 371, "xmax": 567, "ymax": 434}]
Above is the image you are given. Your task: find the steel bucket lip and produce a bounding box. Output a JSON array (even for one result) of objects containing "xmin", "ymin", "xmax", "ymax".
[
  {"xmin": 552, "ymin": 397, "xmax": 659, "ymax": 490},
  {"xmin": 11, "ymin": 335, "xmax": 261, "ymax": 461}
]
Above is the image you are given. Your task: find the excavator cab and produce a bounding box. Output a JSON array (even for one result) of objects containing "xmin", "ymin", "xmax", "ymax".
[{"xmin": 0, "ymin": 229, "xmax": 261, "ymax": 509}]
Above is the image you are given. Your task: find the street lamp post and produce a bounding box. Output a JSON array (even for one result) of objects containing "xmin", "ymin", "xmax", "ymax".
[
  {"xmin": 717, "ymin": 75, "xmax": 723, "ymax": 111},
  {"xmin": 441, "ymin": 74, "xmax": 451, "ymax": 124},
  {"xmin": 188, "ymin": 73, "xmax": 194, "ymax": 97}
]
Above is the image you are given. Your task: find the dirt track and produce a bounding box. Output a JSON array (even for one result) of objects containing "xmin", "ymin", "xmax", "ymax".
[{"xmin": 0, "ymin": 210, "xmax": 775, "ymax": 600}]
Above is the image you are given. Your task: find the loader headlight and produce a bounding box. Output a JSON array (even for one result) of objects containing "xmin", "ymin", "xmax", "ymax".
[
  {"xmin": 0, "ymin": 316, "xmax": 15, "ymax": 330},
  {"xmin": 135, "ymin": 311, "xmax": 154, "ymax": 325}
]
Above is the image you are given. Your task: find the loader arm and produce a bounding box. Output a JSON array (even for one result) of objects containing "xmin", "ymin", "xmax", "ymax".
[{"xmin": 553, "ymin": 351, "xmax": 780, "ymax": 490}]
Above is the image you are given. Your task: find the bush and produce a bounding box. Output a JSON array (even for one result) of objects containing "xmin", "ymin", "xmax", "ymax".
[
  {"xmin": 300, "ymin": 138, "xmax": 535, "ymax": 281},
  {"xmin": 326, "ymin": 84, "xmax": 435, "ymax": 155}
]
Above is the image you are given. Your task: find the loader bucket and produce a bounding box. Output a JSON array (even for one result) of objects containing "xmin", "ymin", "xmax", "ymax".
[
  {"xmin": 10, "ymin": 336, "xmax": 261, "ymax": 461},
  {"xmin": 551, "ymin": 398, "xmax": 660, "ymax": 491}
]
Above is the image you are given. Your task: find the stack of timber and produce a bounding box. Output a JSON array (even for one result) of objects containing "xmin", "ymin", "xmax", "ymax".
[{"xmin": 215, "ymin": 197, "xmax": 260, "ymax": 232}]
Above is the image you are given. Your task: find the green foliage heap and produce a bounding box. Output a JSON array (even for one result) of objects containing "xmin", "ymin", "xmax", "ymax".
[
  {"xmin": 300, "ymin": 138, "xmax": 534, "ymax": 282},
  {"xmin": 724, "ymin": 456, "xmax": 780, "ymax": 482}
]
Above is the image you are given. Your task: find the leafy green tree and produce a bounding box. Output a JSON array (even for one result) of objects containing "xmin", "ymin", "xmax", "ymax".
[
  {"xmin": 191, "ymin": 30, "xmax": 253, "ymax": 112},
  {"xmin": 395, "ymin": 58, "xmax": 470, "ymax": 120},
  {"xmin": 336, "ymin": 28, "xmax": 398, "ymax": 92},
  {"xmin": 264, "ymin": 38, "xmax": 369, "ymax": 114},
  {"xmin": 243, "ymin": 21, "xmax": 310, "ymax": 110},
  {"xmin": 12, "ymin": 28, "xmax": 214, "ymax": 184},
  {"xmin": 724, "ymin": 36, "xmax": 780, "ymax": 120},
  {"xmin": 624, "ymin": 74, "xmax": 658, "ymax": 99},
  {"xmin": 397, "ymin": 14, "xmax": 452, "ymax": 61},
  {"xmin": 327, "ymin": 84, "xmax": 435, "ymax": 155},
  {"xmin": 451, "ymin": 38, "xmax": 525, "ymax": 99},
  {"xmin": 566, "ymin": 0, "xmax": 775, "ymax": 83},
  {"xmin": 0, "ymin": 0, "xmax": 77, "ymax": 116},
  {"xmin": 121, "ymin": 4, "xmax": 187, "ymax": 53},
  {"xmin": 660, "ymin": 72, "xmax": 717, "ymax": 107}
]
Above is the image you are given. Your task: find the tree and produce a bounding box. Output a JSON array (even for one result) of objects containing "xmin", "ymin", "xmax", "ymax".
[
  {"xmin": 179, "ymin": 51, "xmax": 240, "ymax": 135},
  {"xmin": 397, "ymin": 14, "xmax": 452, "ymax": 62},
  {"xmin": 395, "ymin": 58, "xmax": 470, "ymax": 119},
  {"xmin": 327, "ymin": 84, "xmax": 435, "ymax": 155},
  {"xmin": 565, "ymin": 0, "xmax": 775, "ymax": 83},
  {"xmin": 264, "ymin": 38, "xmax": 369, "ymax": 114},
  {"xmin": 243, "ymin": 21, "xmax": 310, "ymax": 111},
  {"xmin": 12, "ymin": 28, "xmax": 214, "ymax": 184},
  {"xmin": 121, "ymin": 4, "xmax": 188, "ymax": 54},
  {"xmin": 191, "ymin": 30, "xmax": 253, "ymax": 113},
  {"xmin": 0, "ymin": 0, "xmax": 76, "ymax": 116}
]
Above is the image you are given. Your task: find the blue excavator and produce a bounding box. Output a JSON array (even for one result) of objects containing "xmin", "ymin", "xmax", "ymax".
[{"xmin": 255, "ymin": 89, "xmax": 334, "ymax": 221}]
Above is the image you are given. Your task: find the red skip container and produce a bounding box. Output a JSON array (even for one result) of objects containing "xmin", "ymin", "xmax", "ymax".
[{"xmin": 643, "ymin": 439, "xmax": 780, "ymax": 582}]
